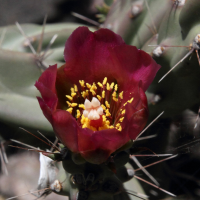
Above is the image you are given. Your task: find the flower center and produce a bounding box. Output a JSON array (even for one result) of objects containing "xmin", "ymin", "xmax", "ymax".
[{"xmin": 65, "ymin": 77, "xmax": 134, "ymax": 132}]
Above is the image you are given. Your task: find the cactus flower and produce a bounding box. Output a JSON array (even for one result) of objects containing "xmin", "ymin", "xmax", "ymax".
[{"xmin": 35, "ymin": 27, "xmax": 160, "ymax": 164}]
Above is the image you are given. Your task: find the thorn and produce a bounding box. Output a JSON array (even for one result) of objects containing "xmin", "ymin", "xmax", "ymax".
[
  {"xmin": 134, "ymin": 155, "xmax": 178, "ymax": 172},
  {"xmin": 158, "ymin": 48, "xmax": 194, "ymax": 83},
  {"xmin": 15, "ymin": 22, "xmax": 36, "ymax": 54},
  {"xmin": 135, "ymin": 111, "xmax": 164, "ymax": 140},
  {"xmin": 37, "ymin": 131, "xmax": 60, "ymax": 152},
  {"xmin": 131, "ymin": 156, "xmax": 160, "ymax": 186},
  {"xmin": 132, "ymin": 154, "xmax": 173, "ymax": 157},
  {"xmin": 134, "ymin": 175, "xmax": 176, "ymax": 197},
  {"xmin": 10, "ymin": 139, "xmax": 38, "ymax": 150},
  {"xmin": 40, "ymin": 34, "xmax": 58, "ymax": 60},
  {"xmin": 136, "ymin": 134, "xmax": 157, "ymax": 141},
  {"xmin": 71, "ymin": 12, "xmax": 101, "ymax": 27},
  {"xmin": 37, "ymin": 14, "xmax": 48, "ymax": 54},
  {"xmin": 19, "ymin": 127, "xmax": 53, "ymax": 149}
]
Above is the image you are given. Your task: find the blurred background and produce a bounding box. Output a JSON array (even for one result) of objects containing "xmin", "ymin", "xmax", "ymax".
[{"xmin": 1, "ymin": 0, "xmax": 200, "ymax": 200}]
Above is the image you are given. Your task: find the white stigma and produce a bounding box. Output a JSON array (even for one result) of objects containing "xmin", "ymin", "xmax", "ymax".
[{"xmin": 83, "ymin": 97, "xmax": 103, "ymax": 120}]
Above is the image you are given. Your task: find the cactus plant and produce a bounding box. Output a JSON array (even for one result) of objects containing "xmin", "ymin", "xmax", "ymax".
[{"xmin": 1, "ymin": 0, "xmax": 200, "ymax": 199}]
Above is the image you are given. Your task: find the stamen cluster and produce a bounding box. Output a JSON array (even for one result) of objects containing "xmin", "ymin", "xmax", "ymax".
[{"xmin": 66, "ymin": 77, "xmax": 134, "ymax": 132}]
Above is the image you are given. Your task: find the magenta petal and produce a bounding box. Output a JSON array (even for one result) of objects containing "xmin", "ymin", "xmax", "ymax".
[
  {"xmin": 78, "ymin": 129, "xmax": 129, "ymax": 164},
  {"xmin": 35, "ymin": 81, "xmax": 58, "ymax": 111},
  {"xmin": 110, "ymin": 45, "xmax": 161, "ymax": 91},
  {"xmin": 38, "ymin": 64, "xmax": 57, "ymax": 94},
  {"xmin": 37, "ymin": 97, "xmax": 53, "ymax": 124},
  {"xmin": 52, "ymin": 110, "xmax": 79, "ymax": 152},
  {"xmin": 63, "ymin": 27, "xmax": 125, "ymax": 85},
  {"xmin": 123, "ymin": 83, "xmax": 148, "ymax": 140},
  {"xmin": 92, "ymin": 129, "xmax": 129, "ymax": 151}
]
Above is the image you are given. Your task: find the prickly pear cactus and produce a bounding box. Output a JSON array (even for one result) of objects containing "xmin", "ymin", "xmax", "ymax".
[{"xmin": 2, "ymin": 0, "xmax": 200, "ymax": 200}]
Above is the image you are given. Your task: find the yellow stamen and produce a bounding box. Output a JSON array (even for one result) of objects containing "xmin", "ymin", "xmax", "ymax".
[
  {"xmin": 71, "ymin": 103, "xmax": 77, "ymax": 107},
  {"xmin": 106, "ymin": 83, "xmax": 110, "ymax": 91},
  {"xmin": 105, "ymin": 120, "xmax": 110, "ymax": 125},
  {"xmin": 71, "ymin": 88, "xmax": 75, "ymax": 93},
  {"xmin": 117, "ymin": 126, "xmax": 122, "ymax": 131},
  {"xmin": 105, "ymin": 109, "xmax": 111, "ymax": 117},
  {"xmin": 91, "ymin": 83, "xmax": 97, "ymax": 90},
  {"xmin": 66, "ymin": 101, "xmax": 71, "ymax": 107},
  {"xmin": 102, "ymin": 115, "xmax": 106, "ymax": 122},
  {"xmin": 116, "ymin": 123, "xmax": 121, "ymax": 127},
  {"xmin": 77, "ymin": 110, "xmax": 81, "ymax": 118},
  {"xmin": 97, "ymin": 95, "xmax": 102, "ymax": 101},
  {"xmin": 112, "ymin": 91, "xmax": 117, "ymax": 97},
  {"xmin": 102, "ymin": 91, "xmax": 105, "ymax": 98},
  {"xmin": 71, "ymin": 92, "xmax": 76, "ymax": 97},
  {"xmin": 103, "ymin": 77, "xmax": 107, "ymax": 85},
  {"xmin": 101, "ymin": 104, "xmax": 106, "ymax": 111},
  {"xmin": 119, "ymin": 91, "xmax": 123, "ymax": 99},
  {"xmin": 66, "ymin": 95, "xmax": 73, "ymax": 101},
  {"xmin": 79, "ymin": 80, "xmax": 85, "ymax": 87},
  {"xmin": 79, "ymin": 104, "xmax": 85, "ymax": 109},
  {"xmin": 97, "ymin": 82, "xmax": 103, "ymax": 88},
  {"xmin": 86, "ymin": 83, "xmax": 91, "ymax": 89},
  {"xmin": 128, "ymin": 97, "xmax": 134, "ymax": 103},
  {"xmin": 114, "ymin": 84, "xmax": 118, "ymax": 91},
  {"xmin": 113, "ymin": 97, "xmax": 118, "ymax": 102},
  {"xmin": 121, "ymin": 110, "xmax": 126, "ymax": 115},
  {"xmin": 124, "ymin": 102, "xmax": 127, "ymax": 106},
  {"xmin": 119, "ymin": 117, "xmax": 124, "ymax": 122},
  {"xmin": 67, "ymin": 107, "xmax": 73, "ymax": 114},
  {"xmin": 105, "ymin": 101, "xmax": 110, "ymax": 108},
  {"xmin": 110, "ymin": 82, "xmax": 114, "ymax": 90},
  {"xmin": 74, "ymin": 84, "xmax": 78, "ymax": 92},
  {"xmin": 90, "ymin": 89, "xmax": 96, "ymax": 96}
]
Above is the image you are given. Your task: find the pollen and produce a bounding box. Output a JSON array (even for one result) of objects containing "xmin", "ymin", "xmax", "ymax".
[
  {"xmin": 71, "ymin": 103, "xmax": 77, "ymax": 107},
  {"xmin": 65, "ymin": 77, "xmax": 134, "ymax": 132},
  {"xmin": 71, "ymin": 92, "xmax": 76, "ymax": 97},
  {"xmin": 102, "ymin": 91, "xmax": 105, "ymax": 98},
  {"xmin": 74, "ymin": 84, "xmax": 78, "ymax": 92},
  {"xmin": 77, "ymin": 110, "xmax": 81, "ymax": 118},
  {"xmin": 103, "ymin": 77, "xmax": 107, "ymax": 85},
  {"xmin": 79, "ymin": 80, "xmax": 85, "ymax": 87},
  {"xmin": 128, "ymin": 97, "xmax": 134, "ymax": 103},
  {"xmin": 86, "ymin": 83, "xmax": 91, "ymax": 89},
  {"xmin": 97, "ymin": 95, "xmax": 101, "ymax": 101},
  {"xmin": 79, "ymin": 104, "xmax": 85, "ymax": 109},
  {"xmin": 67, "ymin": 107, "xmax": 73, "ymax": 114},
  {"xmin": 110, "ymin": 82, "xmax": 114, "ymax": 90},
  {"xmin": 105, "ymin": 101, "xmax": 110, "ymax": 108},
  {"xmin": 106, "ymin": 83, "xmax": 110, "ymax": 91},
  {"xmin": 66, "ymin": 95, "xmax": 73, "ymax": 101},
  {"xmin": 97, "ymin": 82, "xmax": 103, "ymax": 88},
  {"xmin": 119, "ymin": 91, "xmax": 123, "ymax": 99}
]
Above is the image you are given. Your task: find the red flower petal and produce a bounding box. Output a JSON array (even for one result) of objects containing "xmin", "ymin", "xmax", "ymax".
[
  {"xmin": 123, "ymin": 82, "xmax": 148, "ymax": 140},
  {"xmin": 79, "ymin": 128, "xmax": 129, "ymax": 164},
  {"xmin": 37, "ymin": 97, "xmax": 53, "ymax": 124},
  {"xmin": 63, "ymin": 27, "xmax": 125, "ymax": 85},
  {"xmin": 52, "ymin": 110, "xmax": 79, "ymax": 152},
  {"xmin": 35, "ymin": 81, "xmax": 58, "ymax": 111},
  {"xmin": 38, "ymin": 64, "xmax": 57, "ymax": 94},
  {"xmin": 109, "ymin": 44, "xmax": 161, "ymax": 92},
  {"xmin": 35, "ymin": 65, "xmax": 58, "ymax": 111}
]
